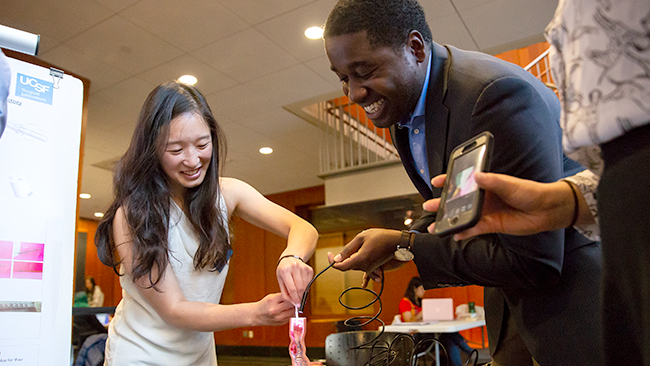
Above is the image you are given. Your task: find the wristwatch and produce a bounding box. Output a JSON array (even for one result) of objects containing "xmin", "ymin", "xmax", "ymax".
[{"xmin": 394, "ymin": 230, "xmax": 415, "ymax": 261}]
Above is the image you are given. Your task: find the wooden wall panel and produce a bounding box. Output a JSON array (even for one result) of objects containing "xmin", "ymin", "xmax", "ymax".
[{"xmin": 213, "ymin": 216, "xmax": 270, "ymax": 346}]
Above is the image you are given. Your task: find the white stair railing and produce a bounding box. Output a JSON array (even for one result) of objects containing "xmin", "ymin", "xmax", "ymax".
[
  {"xmin": 318, "ymin": 98, "xmax": 400, "ymax": 177},
  {"xmin": 524, "ymin": 48, "xmax": 556, "ymax": 91}
]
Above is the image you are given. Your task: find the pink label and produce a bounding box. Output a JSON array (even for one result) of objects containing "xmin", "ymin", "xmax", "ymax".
[
  {"xmin": 12, "ymin": 261, "xmax": 43, "ymax": 280},
  {"xmin": 0, "ymin": 241, "xmax": 13, "ymax": 259},
  {"xmin": 15, "ymin": 242, "xmax": 44, "ymax": 261},
  {"xmin": 0, "ymin": 260, "xmax": 11, "ymax": 278}
]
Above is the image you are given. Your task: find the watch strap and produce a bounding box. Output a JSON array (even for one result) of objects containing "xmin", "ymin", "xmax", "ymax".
[
  {"xmin": 399, "ymin": 230, "xmax": 416, "ymax": 250},
  {"xmin": 395, "ymin": 230, "xmax": 415, "ymax": 262}
]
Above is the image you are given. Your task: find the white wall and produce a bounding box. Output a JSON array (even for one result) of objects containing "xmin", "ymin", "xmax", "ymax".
[{"xmin": 324, "ymin": 163, "xmax": 418, "ymax": 207}]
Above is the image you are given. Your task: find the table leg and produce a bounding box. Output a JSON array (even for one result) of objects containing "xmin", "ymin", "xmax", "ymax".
[
  {"xmin": 435, "ymin": 342, "xmax": 440, "ymax": 366},
  {"xmin": 481, "ymin": 325, "xmax": 486, "ymax": 348}
]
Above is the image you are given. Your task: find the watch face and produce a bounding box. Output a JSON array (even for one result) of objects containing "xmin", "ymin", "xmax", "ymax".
[{"xmin": 394, "ymin": 248, "xmax": 414, "ymax": 262}]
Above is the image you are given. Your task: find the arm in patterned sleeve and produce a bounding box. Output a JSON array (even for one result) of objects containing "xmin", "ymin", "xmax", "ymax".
[{"xmin": 563, "ymin": 169, "xmax": 600, "ymax": 241}]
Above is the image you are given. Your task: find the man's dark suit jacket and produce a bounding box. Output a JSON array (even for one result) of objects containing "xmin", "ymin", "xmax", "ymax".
[{"xmin": 392, "ymin": 42, "xmax": 602, "ymax": 365}]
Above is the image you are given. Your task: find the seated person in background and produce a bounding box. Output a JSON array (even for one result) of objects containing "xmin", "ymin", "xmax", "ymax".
[
  {"xmin": 71, "ymin": 299, "xmax": 108, "ymax": 362},
  {"xmin": 438, "ymin": 333, "xmax": 475, "ymax": 366},
  {"xmin": 85, "ymin": 276, "xmax": 105, "ymax": 308},
  {"xmin": 400, "ymin": 277, "xmax": 473, "ymax": 366},
  {"xmin": 74, "ymin": 333, "xmax": 107, "ymax": 366},
  {"xmin": 74, "ymin": 292, "xmax": 89, "ymax": 308},
  {"xmin": 399, "ymin": 277, "xmax": 424, "ymax": 322}
]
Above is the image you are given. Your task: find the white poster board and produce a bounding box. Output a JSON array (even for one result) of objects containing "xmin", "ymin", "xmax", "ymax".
[{"xmin": 0, "ymin": 56, "xmax": 83, "ymax": 365}]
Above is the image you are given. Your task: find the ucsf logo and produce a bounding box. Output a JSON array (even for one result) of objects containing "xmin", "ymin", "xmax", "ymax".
[{"xmin": 19, "ymin": 75, "xmax": 50, "ymax": 93}]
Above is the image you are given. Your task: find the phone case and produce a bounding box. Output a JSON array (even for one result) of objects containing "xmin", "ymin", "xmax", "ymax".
[{"xmin": 434, "ymin": 131, "xmax": 493, "ymax": 237}]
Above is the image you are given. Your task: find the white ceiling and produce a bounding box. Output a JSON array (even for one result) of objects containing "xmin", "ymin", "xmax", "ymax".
[{"xmin": 1, "ymin": 0, "xmax": 558, "ymax": 220}]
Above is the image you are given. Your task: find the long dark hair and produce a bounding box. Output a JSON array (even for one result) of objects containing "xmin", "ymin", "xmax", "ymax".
[
  {"xmin": 95, "ymin": 81, "xmax": 230, "ymax": 288},
  {"xmin": 324, "ymin": 0, "xmax": 432, "ymax": 51},
  {"xmin": 404, "ymin": 277, "xmax": 423, "ymax": 307},
  {"xmin": 85, "ymin": 276, "xmax": 96, "ymax": 297}
]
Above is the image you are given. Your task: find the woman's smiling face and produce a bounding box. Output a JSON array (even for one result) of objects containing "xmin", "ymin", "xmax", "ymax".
[{"xmin": 160, "ymin": 112, "xmax": 213, "ymax": 198}]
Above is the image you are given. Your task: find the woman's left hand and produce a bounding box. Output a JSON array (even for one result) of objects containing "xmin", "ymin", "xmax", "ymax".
[{"xmin": 277, "ymin": 257, "xmax": 314, "ymax": 306}]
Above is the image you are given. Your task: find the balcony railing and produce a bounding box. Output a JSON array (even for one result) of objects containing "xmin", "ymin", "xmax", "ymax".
[
  {"xmin": 317, "ymin": 97, "xmax": 400, "ymax": 177},
  {"xmin": 524, "ymin": 48, "xmax": 557, "ymax": 93}
]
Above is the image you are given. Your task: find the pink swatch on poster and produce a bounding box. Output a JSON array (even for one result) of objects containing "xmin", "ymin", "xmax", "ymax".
[
  {"xmin": 0, "ymin": 260, "xmax": 11, "ymax": 278},
  {"xmin": 0, "ymin": 241, "xmax": 13, "ymax": 259},
  {"xmin": 12, "ymin": 261, "xmax": 43, "ymax": 280},
  {"xmin": 14, "ymin": 242, "xmax": 44, "ymax": 261}
]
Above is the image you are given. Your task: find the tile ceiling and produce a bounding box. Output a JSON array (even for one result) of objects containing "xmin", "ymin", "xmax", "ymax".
[{"xmin": 0, "ymin": 0, "xmax": 558, "ymax": 220}]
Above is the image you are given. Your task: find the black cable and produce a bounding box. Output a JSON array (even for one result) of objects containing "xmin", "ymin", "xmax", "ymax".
[
  {"xmin": 299, "ymin": 261, "xmax": 335, "ymax": 313},
  {"xmin": 464, "ymin": 349, "xmax": 479, "ymax": 366}
]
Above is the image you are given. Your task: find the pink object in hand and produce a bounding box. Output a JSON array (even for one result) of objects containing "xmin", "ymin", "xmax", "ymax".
[{"xmin": 289, "ymin": 317, "xmax": 309, "ymax": 366}]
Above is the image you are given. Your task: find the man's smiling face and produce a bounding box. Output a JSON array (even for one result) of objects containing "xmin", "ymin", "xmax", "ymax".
[{"xmin": 325, "ymin": 30, "xmax": 426, "ymax": 128}]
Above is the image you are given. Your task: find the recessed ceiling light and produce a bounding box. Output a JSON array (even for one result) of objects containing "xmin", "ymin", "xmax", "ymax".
[
  {"xmin": 179, "ymin": 75, "xmax": 197, "ymax": 85},
  {"xmin": 304, "ymin": 26, "xmax": 324, "ymax": 40},
  {"xmin": 403, "ymin": 210, "xmax": 414, "ymax": 226},
  {"xmin": 94, "ymin": 212, "xmax": 104, "ymax": 218},
  {"xmin": 259, "ymin": 147, "xmax": 273, "ymax": 155},
  {"xmin": 79, "ymin": 193, "xmax": 91, "ymax": 199}
]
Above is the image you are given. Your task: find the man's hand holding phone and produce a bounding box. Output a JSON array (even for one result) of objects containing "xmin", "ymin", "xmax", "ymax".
[
  {"xmin": 424, "ymin": 171, "xmax": 583, "ymax": 240},
  {"xmin": 433, "ymin": 132, "xmax": 493, "ymax": 237}
]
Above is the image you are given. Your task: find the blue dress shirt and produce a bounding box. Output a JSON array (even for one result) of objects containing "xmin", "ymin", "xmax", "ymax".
[{"xmin": 396, "ymin": 52, "xmax": 432, "ymax": 187}]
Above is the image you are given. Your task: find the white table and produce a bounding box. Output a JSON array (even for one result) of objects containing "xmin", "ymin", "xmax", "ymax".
[{"xmin": 382, "ymin": 318, "xmax": 486, "ymax": 365}]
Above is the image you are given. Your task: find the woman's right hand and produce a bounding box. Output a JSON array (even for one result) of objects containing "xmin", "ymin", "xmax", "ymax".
[{"xmin": 254, "ymin": 293, "xmax": 295, "ymax": 326}]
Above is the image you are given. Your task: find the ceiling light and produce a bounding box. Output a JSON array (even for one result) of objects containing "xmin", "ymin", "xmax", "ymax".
[
  {"xmin": 259, "ymin": 147, "xmax": 273, "ymax": 155},
  {"xmin": 304, "ymin": 26, "xmax": 324, "ymax": 40},
  {"xmin": 79, "ymin": 193, "xmax": 91, "ymax": 199},
  {"xmin": 94, "ymin": 212, "xmax": 104, "ymax": 218},
  {"xmin": 178, "ymin": 75, "xmax": 197, "ymax": 85},
  {"xmin": 403, "ymin": 210, "xmax": 414, "ymax": 226}
]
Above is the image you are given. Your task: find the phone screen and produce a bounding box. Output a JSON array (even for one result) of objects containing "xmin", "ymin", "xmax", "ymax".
[{"xmin": 440, "ymin": 145, "xmax": 486, "ymax": 220}]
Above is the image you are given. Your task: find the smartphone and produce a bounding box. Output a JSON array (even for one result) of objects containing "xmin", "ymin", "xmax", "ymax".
[{"xmin": 434, "ymin": 131, "xmax": 493, "ymax": 237}]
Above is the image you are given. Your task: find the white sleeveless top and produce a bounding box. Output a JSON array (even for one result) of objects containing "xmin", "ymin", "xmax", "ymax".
[{"xmin": 105, "ymin": 197, "xmax": 229, "ymax": 365}]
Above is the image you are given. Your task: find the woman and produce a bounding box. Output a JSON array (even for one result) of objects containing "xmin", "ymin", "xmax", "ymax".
[
  {"xmin": 399, "ymin": 277, "xmax": 473, "ymax": 366},
  {"xmin": 95, "ymin": 81, "xmax": 318, "ymax": 365},
  {"xmin": 84, "ymin": 276, "xmax": 104, "ymax": 307},
  {"xmin": 399, "ymin": 277, "xmax": 425, "ymax": 322}
]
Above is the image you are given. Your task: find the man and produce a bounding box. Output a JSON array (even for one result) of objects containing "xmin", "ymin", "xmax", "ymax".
[{"xmin": 323, "ymin": 1, "xmax": 601, "ymax": 365}]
